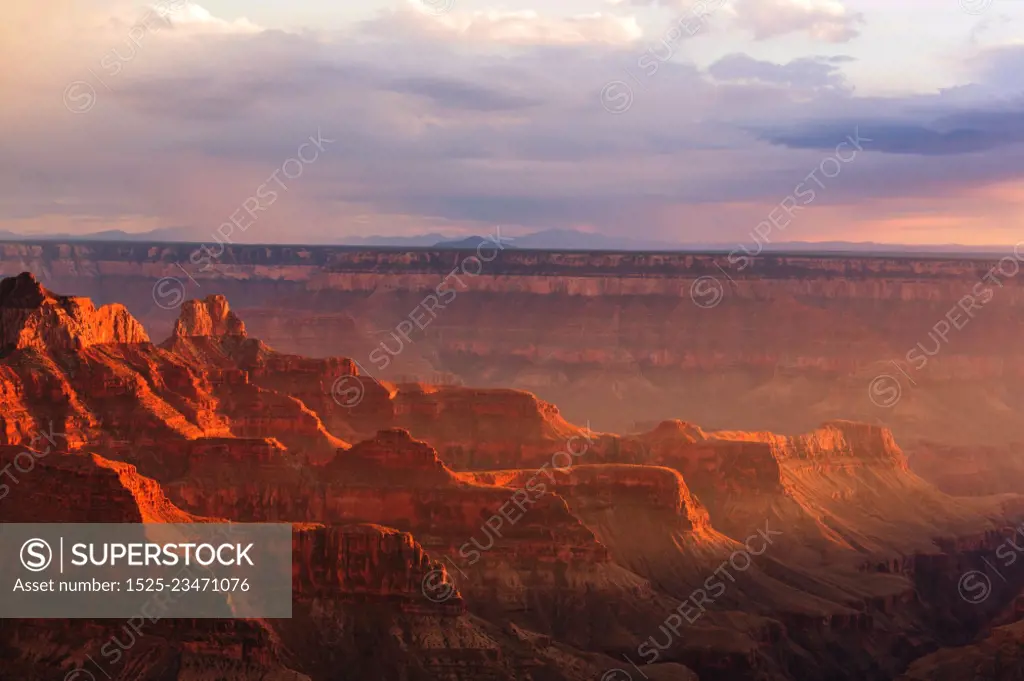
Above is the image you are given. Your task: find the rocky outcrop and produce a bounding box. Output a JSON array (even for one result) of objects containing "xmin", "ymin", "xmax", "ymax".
[
  {"xmin": 161, "ymin": 298, "xmax": 372, "ymax": 454},
  {"xmin": 166, "ymin": 428, "xmax": 611, "ymax": 569},
  {"xmin": 173, "ymin": 294, "xmax": 247, "ymax": 337},
  {"xmin": 0, "ymin": 272, "xmax": 148, "ymax": 354},
  {"xmin": 15, "ymin": 243, "xmax": 1024, "ymax": 448},
  {"xmin": 160, "ymin": 295, "xmax": 598, "ymax": 466},
  {"xmin": 159, "ymin": 427, "xmax": 710, "ymax": 662},
  {"xmin": 0, "ymin": 445, "xmax": 632, "ymax": 681},
  {"xmin": 460, "ymin": 463, "xmax": 712, "ymax": 532},
  {"xmin": 388, "ymin": 385, "xmax": 585, "ymax": 470},
  {"xmin": 293, "ymin": 523, "xmax": 464, "ymax": 613},
  {"xmin": 0, "ymin": 438, "xmax": 645, "ymax": 681},
  {"xmin": 639, "ymin": 422, "xmax": 784, "ymax": 495},
  {"xmin": 0, "ymin": 445, "xmax": 196, "ymax": 523},
  {"xmin": 330, "ymin": 428, "xmax": 452, "ymax": 484},
  {"xmin": 629, "ymin": 419, "xmax": 1006, "ymax": 560},
  {"xmin": 732, "ymin": 420, "xmax": 911, "ymax": 471}
]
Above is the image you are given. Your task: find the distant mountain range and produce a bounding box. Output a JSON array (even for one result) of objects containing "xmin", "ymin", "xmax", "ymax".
[
  {"xmin": 339, "ymin": 233, "xmax": 454, "ymax": 247},
  {"xmin": 0, "ymin": 226, "xmax": 1015, "ymax": 257},
  {"xmin": 388, "ymin": 230, "xmax": 1018, "ymax": 257},
  {"xmin": 0, "ymin": 227, "xmax": 191, "ymax": 242}
]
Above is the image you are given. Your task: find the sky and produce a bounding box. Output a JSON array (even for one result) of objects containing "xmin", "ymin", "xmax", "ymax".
[{"xmin": 1, "ymin": 0, "xmax": 1023, "ymax": 245}]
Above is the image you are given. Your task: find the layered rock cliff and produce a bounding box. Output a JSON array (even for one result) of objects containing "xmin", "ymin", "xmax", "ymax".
[
  {"xmin": 0, "ymin": 445, "xmax": 197, "ymax": 523},
  {"xmin": 174, "ymin": 295, "xmax": 247, "ymax": 338},
  {"xmin": 4, "ymin": 271, "xmax": 1024, "ymax": 681},
  {"xmin": 0, "ymin": 439, "xmax": 656, "ymax": 681},
  {"xmin": 6, "ymin": 241, "xmax": 1024, "ymax": 456},
  {"xmin": 0, "ymin": 272, "xmax": 148, "ymax": 354}
]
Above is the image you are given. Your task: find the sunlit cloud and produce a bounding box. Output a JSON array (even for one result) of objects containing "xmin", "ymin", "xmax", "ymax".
[{"xmin": 0, "ymin": 0, "xmax": 1023, "ymax": 245}]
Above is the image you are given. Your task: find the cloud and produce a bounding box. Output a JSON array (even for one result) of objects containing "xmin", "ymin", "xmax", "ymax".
[
  {"xmin": 730, "ymin": 0, "xmax": 864, "ymax": 42},
  {"xmin": 375, "ymin": 1, "xmax": 643, "ymax": 46},
  {"xmin": 383, "ymin": 76, "xmax": 544, "ymax": 112},
  {"xmin": 708, "ymin": 54, "xmax": 854, "ymax": 89},
  {"xmin": 162, "ymin": 3, "xmax": 262, "ymax": 34},
  {"xmin": 1, "ymin": 1, "xmax": 1023, "ymax": 245},
  {"xmin": 760, "ymin": 104, "xmax": 1024, "ymax": 156}
]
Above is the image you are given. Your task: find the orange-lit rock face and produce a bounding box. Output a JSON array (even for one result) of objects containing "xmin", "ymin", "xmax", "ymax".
[
  {"xmin": 384, "ymin": 385, "xmax": 585, "ymax": 470},
  {"xmin": 0, "ymin": 445, "xmax": 481, "ymax": 678},
  {"xmin": 0, "ymin": 442, "xmax": 465, "ymax": 607},
  {"xmin": 591, "ymin": 417, "xmax": 1023, "ymax": 576},
  {"xmin": 10, "ymin": 243, "xmax": 1024, "ymax": 450},
  {"xmin": 331, "ymin": 428, "xmax": 451, "ymax": 483},
  {"xmin": 173, "ymin": 295, "xmax": 247, "ymax": 338},
  {"xmin": 0, "ymin": 272, "xmax": 149, "ymax": 354},
  {"xmin": 461, "ymin": 463, "xmax": 711, "ymax": 532},
  {"xmin": 743, "ymin": 420, "xmax": 910, "ymax": 471},
  {"xmin": 7, "ymin": 269, "xmax": 1024, "ymax": 681},
  {"xmin": 0, "ymin": 446, "xmax": 198, "ymax": 523},
  {"xmin": 293, "ymin": 524, "xmax": 464, "ymax": 612},
  {"xmin": 148, "ymin": 425, "xmax": 650, "ymax": 662},
  {"xmin": 164, "ymin": 428, "xmax": 609, "ymax": 569},
  {"xmin": 639, "ymin": 421, "xmax": 784, "ymax": 498}
]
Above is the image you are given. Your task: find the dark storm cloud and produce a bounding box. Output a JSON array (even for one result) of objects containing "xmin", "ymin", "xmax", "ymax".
[
  {"xmin": 761, "ymin": 105, "xmax": 1024, "ymax": 156},
  {"xmin": 753, "ymin": 44, "xmax": 1024, "ymax": 158}
]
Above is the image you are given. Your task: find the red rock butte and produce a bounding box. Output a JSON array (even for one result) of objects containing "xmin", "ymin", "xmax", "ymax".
[
  {"xmin": 2, "ymin": 267, "xmax": 1024, "ymax": 681},
  {"xmin": 0, "ymin": 272, "xmax": 149, "ymax": 353}
]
